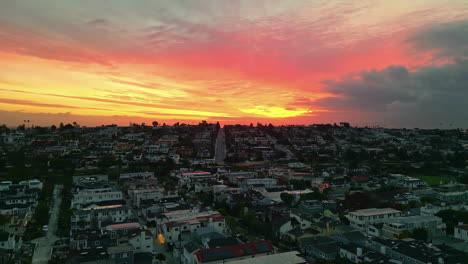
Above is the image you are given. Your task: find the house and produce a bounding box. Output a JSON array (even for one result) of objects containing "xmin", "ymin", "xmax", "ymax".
[
  {"xmin": 277, "ymin": 213, "xmax": 312, "ymax": 240},
  {"xmin": 379, "ymin": 215, "xmax": 446, "ymax": 240},
  {"xmin": 192, "ymin": 241, "xmax": 274, "ymax": 264},
  {"xmin": 128, "ymin": 185, "xmax": 165, "ymax": 208},
  {"xmin": 126, "ymin": 228, "xmax": 154, "ymax": 253},
  {"xmin": 18, "ymin": 179, "xmax": 43, "ymax": 190},
  {"xmin": 0, "ymin": 182, "xmax": 41, "ymax": 216},
  {"xmin": 222, "ymin": 172, "xmax": 255, "ymax": 185},
  {"xmin": 71, "ymin": 187, "xmax": 123, "ymax": 209},
  {"xmin": 346, "ymin": 208, "xmax": 402, "ymax": 234},
  {"xmin": 420, "ymin": 202, "xmax": 468, "ymax": 216},
  {"xmin": 2, "ymin": 132, "xmax": 24, "ymax": 145},
  {"xmin": 242, "ymin": 178, "xmax": 277, "ymax": 189},
  {"xmin": 437, "ymin": 191, "xmax": 468, "ymax": 202},
  {"xmin": 332, "ymin": 231, "xmax": 367, "ymax": 246},
  {"xmin": 454, "ymin": 225, "xmax": 468, "ymax": 241},
  {"xmin": 157, "ymin": 209, "xmax": 226, "ymax": 243},
  {"xmin": 368, "ymin": 237, "xmax": 461, "ymax": 264},
  {"xmin": 339, "ymin": 243, "xmax": 392, "ymax": 264},
  {"xmin": 300, "ymin": 236, "xmax": 337, "ymax": 261},
  {"xmin": 73, "ymin": 174, "xmax": 109, "ymax": 185},
  {"xmin": 107, "ymin": 244, "xmax": 135, "ymax": 264},
  {"xmin": 0, "ymin": 232, "xmax": 20, "ymax": 251},
  {"xmin": 227, "ymin": 251, "xmax": 306, "ymax": 264},
  {"xmin": 71, "ymin": 204, "xmax": 132, "ymax": 231},
  {"xmin": 71, "ymin": 230, "xmax": 112, "ymax": 250},
  {"xmin": 388, "ymin": 174, "xmax": 426, "ymax": 189},
  {"xmin": 182, "ymin": 241, "xmax": 204, "ymax": 264},
  {"xmin": 120, "ymin": 172, "xmax": 154, "ymax": 180}
]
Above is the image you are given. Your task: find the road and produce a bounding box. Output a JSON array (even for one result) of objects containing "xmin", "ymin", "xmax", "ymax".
[
  {"xmin": 32, "ymin": 184, "xmax": 63, "ymax": 264},
  {"xmin": 214, "ymin": 128, "xmax": 226, "ymax": 164},
  {"xmin": 266, "ymin": 134, "xmax": 296, "ymax": 160}
]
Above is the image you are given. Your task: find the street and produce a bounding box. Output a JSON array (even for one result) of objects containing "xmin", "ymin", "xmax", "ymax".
[
  {"xmin": 214, "ymin": 128, "xmax": 226, "ymax": 164},
  {"xmin": 266, "ymin": 134, "xmax": 296, "ymax": 160},
  {"xmin": 32, "ymin": 184, "xmax": 63, "ymax": 264}
]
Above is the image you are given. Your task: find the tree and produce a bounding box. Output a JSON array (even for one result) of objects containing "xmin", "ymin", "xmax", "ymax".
[
  {"xmin": 280, "ymin": 193, "xmax": 294, "ymax": 205},
  {"xmin": 435, "ymin": 209, "xmax": 468, "ymax": 234},
  {"xmin": 289, "ymin": 179, "xmax": 308, "ymax": 190},
  {"xmin": 152, "ymin": 121, "xmax": 159, "ymax": 127},
  {"xmin": 155, "ymin": 253, "xmax": 166, "ymax": 261},
  {"xmin": 420, "ymin": 196, "xmax": 437, "ymax": 205},
  {"xmin": 339, "ymin": 214, "xmax": 350, "ymax": 225},
  {"xmin": 0, "ymin": 124, "xmax": 9, "ymax": 134},
  {"xmin": 0, "ymin": 214, "xmax": 8, "ymax": 228},
  {"xmin": 35, "ymin": 201, "xmax": 49, "ymax": 226},
  {"xmin": 300, "ymin": 191, "xmax": 326, "ymax": 201},
  {"xmin": 460, "ymin": 174, "xmax": 468, "ymax": 185},
  {"xmin": 412, "ymin": 228, "xmax": 428, "ymax": 241}
]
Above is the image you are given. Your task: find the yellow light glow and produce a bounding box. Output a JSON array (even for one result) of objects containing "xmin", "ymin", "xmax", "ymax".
[{"xmin": 239, "ymin": 106, "xmax": 309, "ymax": 118}]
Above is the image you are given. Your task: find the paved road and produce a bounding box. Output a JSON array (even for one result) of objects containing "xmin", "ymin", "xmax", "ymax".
[
  {"xmin": 266, "ymin": 134, "xmax": 296, "ymax": 160},
  {"xmin": 214, "ymin": 128, "xmax": 226, "ymax": 164},
  {"xmin": 32, "ymin": 185, "xmax": 63, "ymax": 264}
]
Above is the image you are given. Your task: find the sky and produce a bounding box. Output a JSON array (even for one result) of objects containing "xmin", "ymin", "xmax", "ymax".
[{"xmin": 1, "ymin": 0, "xmax": 467, "ymax": 128}]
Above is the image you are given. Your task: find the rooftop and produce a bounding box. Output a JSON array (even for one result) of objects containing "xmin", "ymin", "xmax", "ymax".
[
  {"xmin": 228, "ymin": 251, "xmax": 306, "ymax": 264},
  {"xmin": 350, "ymin": 208, "xmax": 401, "ymax": 216}
]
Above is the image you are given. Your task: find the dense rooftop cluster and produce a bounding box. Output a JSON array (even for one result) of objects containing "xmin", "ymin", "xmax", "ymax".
[{"xmin": 0, "ymin": 122, "xmax": 468, "ymax": 263}]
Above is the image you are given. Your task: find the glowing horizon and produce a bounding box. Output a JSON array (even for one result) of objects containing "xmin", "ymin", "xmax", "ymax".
[{"xmin": 1, "ymin": 1, "xmax": 467, "ymax": 128}]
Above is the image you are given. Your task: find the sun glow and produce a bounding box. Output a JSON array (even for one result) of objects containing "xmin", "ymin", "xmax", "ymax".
[{"xmin": 240, "ymin": 106, "xmax": 310, "ymax": 118}]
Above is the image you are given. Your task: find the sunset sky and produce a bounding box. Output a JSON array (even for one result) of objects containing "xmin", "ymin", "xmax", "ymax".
[{"xmin": 1, "ymin": 0, "xmax": 467, "ymax": 128}]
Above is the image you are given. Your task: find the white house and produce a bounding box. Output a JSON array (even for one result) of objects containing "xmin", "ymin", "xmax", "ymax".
[
  {"xmin": 0, "ymin": 232, "xmax": 20, "ymax": 251},
  {"xmin": 157, "ymin": 210, "xmax": 226, "ymax": 243},
  {"xmin": 71, "ymin": 187, "xmax": 123, "ymax": 209},
  {"xmin": 454, "ymin": 224, "xmax": 468, "ymax": 241},
  {"xmin": 347, "ymin": 208, "xmax": 402, "ymax": 234},
  {"xmin": 18, "ymin": 179, "xmax": 43, "ymax": 190},
  {"xmin": 128, "ymin": 228, "xmax": 154, "ymax": 253}
]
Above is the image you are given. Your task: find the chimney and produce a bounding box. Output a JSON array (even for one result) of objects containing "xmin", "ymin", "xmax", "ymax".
[{"xmin": 357, "ymin": 247, "xmax": 363, "ymax": 257}]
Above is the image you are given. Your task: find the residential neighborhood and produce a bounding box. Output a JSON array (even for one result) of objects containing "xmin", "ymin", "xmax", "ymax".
[{"xmin": 1, "ymin": 122, "xmax": 468, "ymax": 263}]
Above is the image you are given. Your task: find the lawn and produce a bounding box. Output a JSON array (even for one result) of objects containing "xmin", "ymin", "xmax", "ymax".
[{"xmin": 411, "ymin": 174, "xmax": 457, "ymax": 185}]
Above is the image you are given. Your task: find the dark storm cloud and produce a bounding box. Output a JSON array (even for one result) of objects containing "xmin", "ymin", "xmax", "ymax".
[
  {"xmin": 304, "ymin": 19, "xmax": 468, "ymax": 128},
  {"xmin": 408, "ymin": 19, "xmax": 468, "ymax": 60}
]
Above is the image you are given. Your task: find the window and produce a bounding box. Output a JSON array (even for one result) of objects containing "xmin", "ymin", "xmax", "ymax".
[{"xmin": 95, "ymin": 241, "xmax": 100, "ymax": 246}]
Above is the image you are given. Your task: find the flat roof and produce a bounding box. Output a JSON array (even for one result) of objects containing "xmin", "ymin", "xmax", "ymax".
[
  {"xmin": 228, "ymin": 251, "xmax": 306, "ymax": 264},
  {"xmin": 350, "ymin": 208, "xmax": 401, "ymax": 216}
]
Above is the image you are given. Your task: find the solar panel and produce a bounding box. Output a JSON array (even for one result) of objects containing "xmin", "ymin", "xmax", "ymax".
[{"xmin": 204, "ymin": 249, "xmax": 234, "ymax": 261}]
